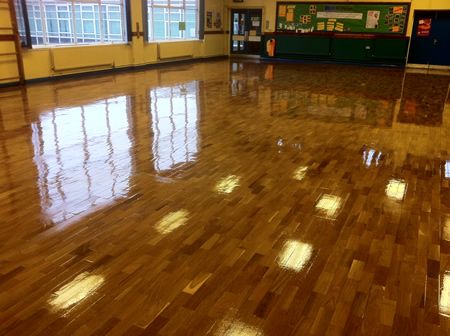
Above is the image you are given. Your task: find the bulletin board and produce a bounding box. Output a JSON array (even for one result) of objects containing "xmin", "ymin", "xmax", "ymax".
[{"xmin": 276, "ymin": 2, "xmax": 410, "ymax": 35}]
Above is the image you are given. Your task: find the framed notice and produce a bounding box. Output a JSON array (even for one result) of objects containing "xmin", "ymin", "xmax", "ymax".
[{"xmin": 417, "ymin": 18, "xmax": 432, "ymax": 37}]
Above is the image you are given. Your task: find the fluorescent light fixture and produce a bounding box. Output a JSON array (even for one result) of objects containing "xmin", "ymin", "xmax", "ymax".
[
  {"xmin": 215, "ymin": 175, "xmax": 240, "ymax": 194},
  {"xmin": 48, "ymin": 272, "xmax": 104, "ymax": 311},
  {"xmin": 277, "ymin": 240, "xmax": 313, "ymax": 272},
  {"xmin": 155, "ymin": 210, "xmax": 189, "ymax": 234}
]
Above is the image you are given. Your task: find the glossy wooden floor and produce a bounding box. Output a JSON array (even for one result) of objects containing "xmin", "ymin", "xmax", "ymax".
[{"xmin": 1, "ymin": 60, "xmax": 450, "ymax": 335}]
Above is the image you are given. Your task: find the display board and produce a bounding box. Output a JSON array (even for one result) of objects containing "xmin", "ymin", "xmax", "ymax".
[{"xmin": 276, "ymin": 2, "xmax": 410, "ymax": 35}]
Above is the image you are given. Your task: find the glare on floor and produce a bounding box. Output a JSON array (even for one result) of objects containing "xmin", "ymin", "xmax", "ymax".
[
  {"xmin": 315, "ymin": 194, "xmax": 342, "ymax": 219},
  {"xmin": 215, "ymin": 175, "xmax": 241, "ymax": 194},
  {"xmin": 155, "ymin": 210, "xmax": 189, "ymax": 234},
  {"xmin": 277, "ymin": 239, "xmax": 313, "ymax": 272},
  {"xmin": 385, "ymin": 179, "xmax": 407, "ymax": 201},
  {"xmin": 48, "ymin": 272, "xmax": 104, "ymax": 311},
  {"xmin": 440, "ymin": 271, "xmax": 450, "ymax": 316},
  {"xmin": 215, "ymin": 319, "xmax": 262, "ymax": 336},
  {"xmin": 293, "ymin": 166, "xmax": 308, "ymax": 181}
]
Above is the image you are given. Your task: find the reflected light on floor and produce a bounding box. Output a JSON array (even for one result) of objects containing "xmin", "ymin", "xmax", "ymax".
[
  {"xmin": 155, "ymin": 210, "xmax": 189, "ymax": 234},
  {"xmin": 215, "ymin": 319, "xmax": 262, "ymax": 336},
  {"xmin": 32, "ymin": 96, "xmax": 132, "ymax": 224},
  {"xmin": 440, "ymin": 271, "xmax": 450, "ymax": 316},
  {"xmin": 293, "ymin": 166, "xmax": 308, "ymax": 181},
  {"xmin": 215, "ymin": 175, "xmax": 241, "ymax": 194},
  {"xmin": 363, "ymin": 148, "xmax": 382, "ymax": 167},
  {"xmin": 315, "ymin": 194, "xmax": 343, "ymax": 219},
  {"xmin": 444, "ymin": 217, "xmax": 450, "ymax": 241},
  {"xmin": 385, "ymin": 179, "xmax": 407, "ymax": 201},
  {"xmin": 445, "ymin": 161, "xmax": 450, "ymax": 179},
  {"xmin": 277, "ymin": 240, "xmax": 313, "ymax": 272},
  {"xmin": 48, "ymin": 272, "xmax": 104, "ymax": 311}
]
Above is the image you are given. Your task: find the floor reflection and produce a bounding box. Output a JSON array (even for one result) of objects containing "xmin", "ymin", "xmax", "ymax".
[
  {"xmin": 32, "ymin": 96, "xmax": 132, "ymax": 223},
  {"xmin": 150, "ymin": 81, "xmax": 199, "ymax": 173},
  {"xmin": 385, "ymin": 179, "xmax": 407, "ymax": 201},
  {"xmin": 214, "ymin": 318, "xmax": 263, "ymax": 336},
  {"xmin": 48, "ymin": 272, "xmax": 104, "ymax": 312},
  {"xmin": 155, "ymin": 209, "xmax": 189, "ymax": 234},
  {"xmin": 444, "ymin": 161, "xmax": 450, "ymax": 179},
  {"xmin": 315, "ymin": 194, "xmax": 343, "ymax": 220},
  {"xmin": 229, "ymin": 62, "xmax": 450, "ymax": 128},
  {"xmin": 398, "ymin": 74, "xmax": 450, "ymax": 126},
  {"xmin": 277, "ymin": 239, "xmax": 313, "ymax": 272},
  {"xmin": 215, "ymin": 175, "xmax": 241, "ymax": 194},
  {"xmin": 440, "ymin": 271, "xmax": 450, "ymax": 316},
  {"xmin": 362, "ymin": 146, "xmax": 382, "ymax": 168}
]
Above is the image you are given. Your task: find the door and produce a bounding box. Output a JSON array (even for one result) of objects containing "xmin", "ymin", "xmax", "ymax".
[
  {"xmin": 230, "ymin": 9, "xmax": 262, "ymax": 55},
  {"xmin": 409, "ymin": 11, "xmax": 450, "ymax": 66}
]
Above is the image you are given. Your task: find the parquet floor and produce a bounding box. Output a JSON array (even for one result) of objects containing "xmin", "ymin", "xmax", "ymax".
[{"xmin": 0, "ymin": 59, "xmax": 450, "ymax": 335}]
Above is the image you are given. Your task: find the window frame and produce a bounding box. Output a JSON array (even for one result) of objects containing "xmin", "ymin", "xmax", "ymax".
[
  {"xmin": 15, "ymin": 0, "xmax": 132, "ymax": 48},
  {"xmin": 144, "ymin": 0, "xmax": 204, "ymax": 42}
]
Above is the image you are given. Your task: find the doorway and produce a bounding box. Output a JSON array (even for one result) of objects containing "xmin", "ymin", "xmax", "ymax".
[
  {"xmin": 230, "ymin": 9, "xmax": 263, "ymax": 55},
  {"xmin": 408, "ymin": 10, "xmax": 450, "ymax": 66}
]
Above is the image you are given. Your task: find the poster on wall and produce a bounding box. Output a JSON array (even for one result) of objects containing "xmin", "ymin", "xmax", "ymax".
[
  {"xmin": 207, "ymin": 11, "xmax": 213, "ymax": 28},
  {"xmin": 366, "ymin": 10, "xmax": 380, "ymax": 29},
  {"xmin": 214, "ymin": 12, "xmax": 222, "ymax": 28},
  {"xmin": 417, "ymin": 18, "xmax": 432, "ymax": 36}
]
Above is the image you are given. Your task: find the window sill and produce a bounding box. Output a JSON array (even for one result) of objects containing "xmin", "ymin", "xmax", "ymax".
[
  {"xmin": 31, "ymin": 42, "xmax": 130, "ymax": 50},
  {"xmin": 146, "ymin": 39, "xmax": 201, "ymax": 44}
]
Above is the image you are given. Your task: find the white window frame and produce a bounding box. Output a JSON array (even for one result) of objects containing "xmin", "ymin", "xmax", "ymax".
[
  {"xmin": 147, "ymin": 0, "xmax": 199, "ymax": 41},
  {"xmin": 25, "ymin": 0, "xmax": 128, "ymax": 46}
]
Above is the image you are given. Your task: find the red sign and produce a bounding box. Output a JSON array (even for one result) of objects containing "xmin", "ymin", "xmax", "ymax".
[{"xmin": 417, "ymin": 18, "xmax": 432, "ymax": 37}]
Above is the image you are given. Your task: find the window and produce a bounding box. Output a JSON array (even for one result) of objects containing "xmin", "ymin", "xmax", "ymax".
[
  {"xmin": 147, "ymin": 0, "xmax": 199, "ymax": 41},
  {"xmin": 16, "ymin": 0, "xmax": 130, "ymax": 46}
]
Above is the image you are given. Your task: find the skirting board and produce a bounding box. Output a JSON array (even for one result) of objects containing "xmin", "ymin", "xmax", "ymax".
[{"xmin": 0, "ymin": 55, "xmax": 228, "ymax": 88}]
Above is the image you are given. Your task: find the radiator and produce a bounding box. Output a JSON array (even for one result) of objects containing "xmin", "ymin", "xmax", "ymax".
[
  {"xmin": 157, "ymin": 42, "xmax": 193, "ymax": 60},
  {"xmin": 50, "ymin": 46, "xmax": 114, "ymax": 72}
]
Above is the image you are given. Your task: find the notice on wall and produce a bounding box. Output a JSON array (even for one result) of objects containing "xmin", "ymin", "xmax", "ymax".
[
  {"xmin": 335, "ymin": 22, "xmax": 344, "ymax": 32},
  {"xmin": 214, "ymin": 12, "xmax": 221, "ymax": 28},
  {"xmin": 248, "ymin": 36, "xmax": 261, "ymax": 42},
  {"xmin": 366, "ymin": 10, "xmax": 380, "ymax": 29},
  {"xmin": 286, "ymin": 10, "xmax": 294, "ymax": 22},
  {"xmin": 279, "ymin": 5, "xmax": 287, "ymax": 17},
  {"xmin": 317, "ymin": 12, "xmax": 363, "ymax": 20},
  {"xmin": 206, "ymin": 11, "xmax": 212, "ymax": 28},
  {"xmin": 317, "ymin": 21, "xmax": 325, "ymax": 31},
  {"xmin": 393, "ymin": 6, "xmax": 404, "ymax": 14},
  {"xmin": 417, "ymin": 18, "xmax": 432, "ymax": 36}
]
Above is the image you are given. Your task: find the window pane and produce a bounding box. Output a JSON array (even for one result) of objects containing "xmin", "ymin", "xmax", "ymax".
[
  {"xmin": 59, "ymin": 20, "xmax": 70, "ymax": 33},
  {"xmin": 147, "ymin": 0, "xmax": 198, "ymax": 41},
  {"xmin": 186, "ymin": 9, "xmax": 196, "ymax": 38},
  {"xmin": 25, "ymin": 0, "xmax": 127, "ymax": 46},
  {"xmin": 109, "ymin": 21, "xmax": 120, "ymax": 34}
]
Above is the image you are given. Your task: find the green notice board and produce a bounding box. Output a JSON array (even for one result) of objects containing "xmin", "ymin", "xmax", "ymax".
[{"xmin": 276, "ymin": 2, "xmax": 410, "ymax": 34}]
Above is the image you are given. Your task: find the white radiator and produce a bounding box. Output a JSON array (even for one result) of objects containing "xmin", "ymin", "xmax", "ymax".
[
  {"xmin": 158, "ymin": 42, "xmax": 193, "ymax": 60},
  {"xmin": 50, "ymin": 47, "xmax": 114, "ymax": 72}
]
